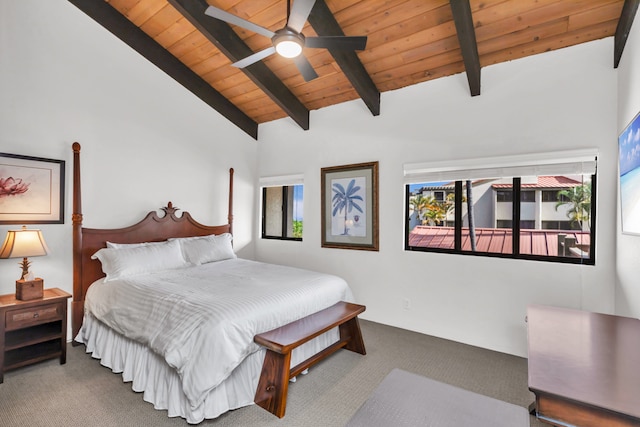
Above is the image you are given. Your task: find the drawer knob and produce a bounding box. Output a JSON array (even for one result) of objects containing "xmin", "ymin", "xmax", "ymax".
[{"xmin": 33, "ymin": 313, "xmax": 39, "ymax": 318}]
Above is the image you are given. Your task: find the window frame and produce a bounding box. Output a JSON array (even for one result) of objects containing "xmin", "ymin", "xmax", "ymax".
[
  {"xmin": 261, "ymin": 185, "xmax": 303, "ymax": 241},
  {"xmin": 404, "ymin": 175, "xmax": 597, "ymax": 265}
]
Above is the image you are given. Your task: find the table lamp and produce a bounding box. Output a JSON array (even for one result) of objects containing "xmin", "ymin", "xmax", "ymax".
[{"xmin": 0, "ymin": 226, "xmax": 49, "ymax": 300}]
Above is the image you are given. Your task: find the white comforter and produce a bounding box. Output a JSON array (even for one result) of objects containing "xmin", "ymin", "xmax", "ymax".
[{"xmin": 83, "ymin": 258, "xmax": 353, "ymax": 410}]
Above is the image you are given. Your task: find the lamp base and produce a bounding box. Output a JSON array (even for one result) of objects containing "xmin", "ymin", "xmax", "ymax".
[{"xmin": 16, "ymin": 278, "xmax": 44, "ymax": 301}]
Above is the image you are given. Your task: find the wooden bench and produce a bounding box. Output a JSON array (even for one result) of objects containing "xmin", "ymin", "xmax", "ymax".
[{"xmin": 253, "ymin": 301, "xmax": 366, "ymax": 418}]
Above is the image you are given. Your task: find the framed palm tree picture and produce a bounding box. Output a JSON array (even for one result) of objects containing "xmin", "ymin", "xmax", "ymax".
[{"xmin": 321, "ymin": 161, "xmax": 379, "ymax": 251}]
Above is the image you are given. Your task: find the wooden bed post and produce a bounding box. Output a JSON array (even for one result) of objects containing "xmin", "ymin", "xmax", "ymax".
[
  {"xmin": 228, "ymin": 168, "xmax": 234, "ymax": 236},
  {"xmin": 71, "ymin": 142, "xmax": 83, "ymax": 342}
]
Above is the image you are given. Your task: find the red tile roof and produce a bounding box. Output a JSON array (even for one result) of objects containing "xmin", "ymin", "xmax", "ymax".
[
  {"xmin": 492, "ymin": 176, "xmax": 582, "ymax": 189},
  {"xmin": 408, "ymin": 226, "xmax": 590, "ymax": 257}
]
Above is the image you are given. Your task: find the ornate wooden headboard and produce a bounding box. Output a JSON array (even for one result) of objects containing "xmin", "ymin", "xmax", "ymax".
[{"xmin": 71, "ymin": 142, "xmax": 234, "ymax": 340}]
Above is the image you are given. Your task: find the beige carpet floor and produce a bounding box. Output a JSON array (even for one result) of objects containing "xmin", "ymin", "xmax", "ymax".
[{"xmin": 0, "ymin": 320, "xmax": 544, "ymax": 426}]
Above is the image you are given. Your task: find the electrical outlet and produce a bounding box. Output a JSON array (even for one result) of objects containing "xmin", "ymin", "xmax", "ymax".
[{"xmin": 402, "ymin": 298, "xmax": 411, "ymax": 310}]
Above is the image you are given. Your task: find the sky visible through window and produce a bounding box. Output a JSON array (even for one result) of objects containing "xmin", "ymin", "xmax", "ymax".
[
  {"xmin": 409, "ymin": 182, "xmax": 450, "ymax": 192},
  {"xmin": 293, "ymin": 185, "xmax": 303, "ymax": 221}
]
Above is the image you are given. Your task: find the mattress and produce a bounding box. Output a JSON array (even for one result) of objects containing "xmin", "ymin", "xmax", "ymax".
[{"xmin": 75, "ymin": 258, "xmax": 353, "ymax": 423}]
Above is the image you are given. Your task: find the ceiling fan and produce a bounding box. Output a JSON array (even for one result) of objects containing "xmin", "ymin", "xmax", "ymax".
[{"xmin": 204, "ymin": 0, "xmax": 367, "ymax": 82}]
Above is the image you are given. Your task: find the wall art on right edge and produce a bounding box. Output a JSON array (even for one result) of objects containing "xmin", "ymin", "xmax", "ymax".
[{"xmin": 619, "ymin": 110, "xmax": 640, "ymax": 235}]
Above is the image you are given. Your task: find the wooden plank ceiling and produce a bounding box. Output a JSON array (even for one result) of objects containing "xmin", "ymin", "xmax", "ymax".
[{"xmin": 69, "ymin": 0, "xmax": 637, "ymax": 139}]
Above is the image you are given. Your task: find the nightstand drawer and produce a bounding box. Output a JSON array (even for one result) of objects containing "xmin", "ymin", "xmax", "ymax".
[{"xmin": 5, "ymin": 303, "xmax": 63, "ymax": 331}]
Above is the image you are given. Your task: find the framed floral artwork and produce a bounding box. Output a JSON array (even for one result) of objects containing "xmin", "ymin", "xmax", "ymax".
[
  {"xmin": 0, "ymin": 153, "xmax": 65, "ymax": 224},
  {"xmin": 321, "ymin": 161, "xmax": 379, "ymax": 251}
]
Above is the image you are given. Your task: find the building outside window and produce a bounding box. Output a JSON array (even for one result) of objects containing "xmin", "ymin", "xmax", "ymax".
[{"xmin": 404, "ymin": 151, "xmax": 597, "ymax": 264}]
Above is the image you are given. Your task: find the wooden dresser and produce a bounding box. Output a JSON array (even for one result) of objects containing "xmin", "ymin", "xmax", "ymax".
[
  {"xmin": 0, "ymin": 288, "xmax": 71, "ymax": 383},
  {"xmin": 527, "ymin": 304, "xmax": 640, "ymax": 426}
]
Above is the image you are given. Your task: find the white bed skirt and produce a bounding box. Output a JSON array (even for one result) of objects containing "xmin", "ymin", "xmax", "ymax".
[{"xmin": 76, "ymin": 313, "xmax": 338, "ymax": 424}]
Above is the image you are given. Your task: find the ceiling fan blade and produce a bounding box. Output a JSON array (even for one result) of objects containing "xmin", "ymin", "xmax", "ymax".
[
  {"xmin": 232, "ymin": 47, "xmax": 276, "ymax": 68},
  {"xmin": 205, "ymin": 6, "xmax": 275, "ymax": 39},
  {"xmin": 293, "ymin": 55, "xmax": 319, "ymax": 82},
  {"xmin": 306, "ymin": 36, "xmax": 368, "ymax": 51},
  {"xmin": 287, "ymin": 0, "xmax": 316, "ymax": 33}
]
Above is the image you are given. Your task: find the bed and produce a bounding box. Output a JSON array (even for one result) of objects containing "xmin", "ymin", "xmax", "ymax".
[{"xmin": 70, "ymin": 143, "xmax": 357, "ymax": 423}]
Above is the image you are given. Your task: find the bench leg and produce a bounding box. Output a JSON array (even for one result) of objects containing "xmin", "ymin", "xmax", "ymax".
[
  {"xmin": 254, "ymin": 349, "xmax": 291, "ymax": 418},
  {"xmin": 340, "ymin": 317, "xmax": 366, "ymax": 355}
]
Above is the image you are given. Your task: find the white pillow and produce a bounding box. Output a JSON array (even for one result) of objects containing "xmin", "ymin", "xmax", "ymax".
[
  {"xmin": 106, "ymin": 240, "xmax": 166, "ymax": 249},
  {"xmin": 171, "ymin": 233, "xmax": 236, "ymax": 265},
  {"xmin": 92, "ymin": 240, "xmax": 187, "ymax": 282}
]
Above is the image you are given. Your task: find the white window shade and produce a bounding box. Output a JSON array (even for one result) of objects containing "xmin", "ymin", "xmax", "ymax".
[
  {"xmin": 403, "ymin": 149, "xmax": 598, "ymax": 184},
  {"xmin": 259, "ymin": 173, "xmax": 304, "ymax": 187}
]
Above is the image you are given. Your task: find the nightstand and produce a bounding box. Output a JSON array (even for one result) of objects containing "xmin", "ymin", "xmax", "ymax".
[{"xmin": 0, "ymin": 288, "xmax": 71, "ymax": 383}]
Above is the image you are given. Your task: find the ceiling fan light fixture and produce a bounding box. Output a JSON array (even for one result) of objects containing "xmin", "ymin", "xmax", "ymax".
[
  {"xmin": 275, "ymin": 40, "xmax": 302, "ymax": 58},
  {"xmin": 273, "ymin": 29, "xmax": 305, "ymax": 58}
]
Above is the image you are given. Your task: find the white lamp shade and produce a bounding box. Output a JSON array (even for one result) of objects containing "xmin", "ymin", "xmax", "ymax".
[{"xmin": 0, "ymin": 227, "xmax": 49, "ymax": 259}]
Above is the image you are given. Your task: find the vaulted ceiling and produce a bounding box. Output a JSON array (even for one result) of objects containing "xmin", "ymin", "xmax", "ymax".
[{"xmin": 69, "ymin": 0, "xmax": 638, "ymax": 140}]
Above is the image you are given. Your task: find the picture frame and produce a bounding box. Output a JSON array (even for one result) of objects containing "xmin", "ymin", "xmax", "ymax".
[
  {"xmin": 0, "ymin": 153, "xmax": 65, "ymax": 224},
  {"xmin": 619, "ymin": 110, "xmax": 640, "ymax": 235},
  {"xmin": 321, "ymin": 161, "xmax": 379, "ymax": 251}
]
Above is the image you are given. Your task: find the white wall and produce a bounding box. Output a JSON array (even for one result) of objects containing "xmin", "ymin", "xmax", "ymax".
[
  {"xmin": 0, "ymin": 1, "xmax": 257, "ymax": 308},
  {"xmin": 256, "ymin": 38, "xmax": 618, "ymax": 357},
  {"xmin": 616, "ymin": 8, "xmax": 640, "ymax": 317},
  {"xmin": 1, "ymin": 0, "xmax": 626, "ymax": 358}
]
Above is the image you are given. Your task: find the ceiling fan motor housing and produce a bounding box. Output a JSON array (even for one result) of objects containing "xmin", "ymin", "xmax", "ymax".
[{"xmin": 272, "ymin": 28, "xmax": 305, "ymax": 58}]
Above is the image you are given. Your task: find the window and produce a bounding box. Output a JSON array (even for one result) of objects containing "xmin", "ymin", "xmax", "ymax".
[
  {"xmin": 542, "ymin": 190, "xmax": 570, "ymax": 203},
  {"xmin": 521, "ymin": 191, "xmax": 535, "ymax": 202},
  {"xmin": 542, "ymin": 220, "xmax": 580, "ymax": 230},
  {"xmin": 404, "ymin": 150, "xmax": 597, "ymax": 264},
  {"xmin": 497, "ymin": 220, "xmax": 535, "ymax": 229},
  {"xmin": 260, "ymin": 175, "xmax": 304, "ymax": 241},
  {"xmin": 496, "ymin": 190, "xmax": 535, "ymax": 202},
  {"xmin": 520, "ymin": 220, "xmax": 535, "ymax": 229},
  {"xmin": 496, "ymin": 219, "xmax": 512, "ymax": 228},
  {"xmin": 497, "ymin": 190, "xmax": 512, "ymax": 202}
]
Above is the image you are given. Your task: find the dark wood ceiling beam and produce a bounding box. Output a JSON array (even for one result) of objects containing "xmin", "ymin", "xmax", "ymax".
[
  {"xmin": 67, "ymin": 0, "xmax": 257, "ymax": 139},
  {"xmin": 308, "ymin": 1, "xmax": 380, "ymax": 116},
  {"xmin": 450, "ymin": 0, "xmax": 481, "ymax": 96},
  {"xmin": 614, "ymin": 0, "xmax": 639, "ymax": 68},
  {"xmin": 169, "ymin": 0, "xmax": 310, "ymax": 131}
]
